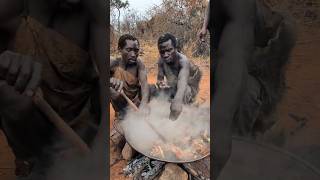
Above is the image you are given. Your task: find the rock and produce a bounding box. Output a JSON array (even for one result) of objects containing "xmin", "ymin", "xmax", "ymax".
[
  {"xmin": 122, "ymin": 142, "xmax": 136, "ymax": 160},
  {"xmin": 183, "ymin": 156, "xmax": 210, "ymax": 180},
  {"xmin": 158, "ymin": 163, "xmax": 188, "ymax": 180}
]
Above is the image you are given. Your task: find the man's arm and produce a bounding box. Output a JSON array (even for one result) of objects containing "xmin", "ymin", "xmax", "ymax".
[
  {"xmin": 198, "ymin": 0, "xmax": 210, "ymax": 41},
  {"xmin": 157, "ymin": 58, "xmax": 168, "ymax": 88},
  {"xmin": 203, "ymin": 3, "xmax": 210, "ymax": 30},
  {"xmin": 0, "ymin": 0, "xmax": 43, "ymax": 121},
  {"xmin": 174, "ymin": 58, "xmax": 190, "ymax": 102},
  {"xmin": 137, "ymin": 60, "xmax": 149, "ymax": 106},
  {"xmin": 157, "ymin": 59, "xmax": 164, "ymax": 81},
  {"xmin": 109, "ymin": 60, "xmax": 124, "ymax": 100},
  {"xmin": 169, "ymin": 57, "xmax": 190, "ymax": 120}
]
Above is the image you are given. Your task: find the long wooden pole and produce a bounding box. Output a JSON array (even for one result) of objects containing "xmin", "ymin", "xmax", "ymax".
[
  {"xmin": 32, "ymin": 90, "xmax": 91, "ymax": 154},
  {"xmin": 120, "ymin": 91, "xmax": 168, "ymax": 143}
]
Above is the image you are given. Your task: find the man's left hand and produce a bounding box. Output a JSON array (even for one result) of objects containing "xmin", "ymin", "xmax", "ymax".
[
  {"xmin": 169, "ymin": 101, "xmax": 182, "ymax": 120},
  {"xmin": 198, "ymin": 27, "xmax": 207, "ymax": 42}
]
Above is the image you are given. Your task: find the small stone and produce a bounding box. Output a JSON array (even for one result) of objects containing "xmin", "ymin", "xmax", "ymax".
[{"xmin": 158, "ymin": 163, "xmax": 188, "ymax": 180}]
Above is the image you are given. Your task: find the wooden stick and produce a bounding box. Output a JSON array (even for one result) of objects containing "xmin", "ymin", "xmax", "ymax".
[
  {"xmin": 120, "ymin": 91, "xmax": 139, "ymax": 111},
  {"xmin": 32, "ymin": 90, "xmax": 91, "ymax": 155},
  {"xmin": 145, "ymin": 119, "xmax": 168, "ymax": 143},
  {"xmin": 120, "ymin": 91, "xmax": 168, "ymax": 143}
]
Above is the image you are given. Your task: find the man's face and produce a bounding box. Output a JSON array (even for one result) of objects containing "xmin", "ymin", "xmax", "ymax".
[
  {"xmin": 159, "ymin": 39, "xmax": 177, "ymax": 64},
  {"xmin": 120, "ymin": 40, "xmax": 140, "ymax": 65}
]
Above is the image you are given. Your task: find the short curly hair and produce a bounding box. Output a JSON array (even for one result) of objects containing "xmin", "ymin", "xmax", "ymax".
[
  {"xmin": 157, "ymin": 33, "xmax": 177, "ymax": 48},
  {"xmin": 118, "ymin": 34, "xmax": 139, "ymax": 49}
]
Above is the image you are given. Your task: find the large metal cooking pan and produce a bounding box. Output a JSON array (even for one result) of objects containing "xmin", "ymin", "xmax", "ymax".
[
  {"xmin": 121, "ymin": 106, "xmax": 210, "ymax": 163},
  {"xmin": 124, "ymin": 129, "xmax": 210, "ymax": 163}
]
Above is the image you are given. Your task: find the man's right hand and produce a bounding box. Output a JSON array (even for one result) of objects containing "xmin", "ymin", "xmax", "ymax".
[
  {"xmin": 169, "ymin": 101, "xmax": 182, "ymax": 120},
  {"xmin": 110, "ymin": 77, "xmax": 124, "ymax": 99},
  {"xmin": 156, "ymin": 80, "xmax": 169, "ymax": 89},
  {"xmin": 110, "ymin": 77, "xmax": 123, "ymax": 92},
  {"xmin": 0, "ymin": 51, "xmax": 42, "ymax": 97},
  {"xmin": 198, "ymin": 27, "xmax": 207, "ymax": 42}
]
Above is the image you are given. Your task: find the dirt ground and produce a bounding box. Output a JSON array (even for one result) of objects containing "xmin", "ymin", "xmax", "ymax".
[{"xmin": 0, "ymin": 25, "xmax": 319, "ymax": 179}]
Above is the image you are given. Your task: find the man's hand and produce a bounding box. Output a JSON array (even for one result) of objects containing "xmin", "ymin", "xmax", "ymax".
[
  {"xmin": 0, "ymin": 51, "xmax": 42, "ymax": 96},
  {"xmin": 198, "ymin": 27, "xmax": 208, "ymax": 42},
  {"xmin": 0, "ymin": 80, "xmax": 35, "ymax": 121},
  {"xmin": 110, "ymin": 77, "xmax": 123, "ymax": 92},
  {"xmin": 110, "ymin": 77, "xmax": 124, "ymax": 99},
  {"xmin": 156, "ymin": 80, "xmax": 169, "ymax": 89},
  {"xmin": 169, "ymin": 101, "xmax": 182, "ymax": 120}
]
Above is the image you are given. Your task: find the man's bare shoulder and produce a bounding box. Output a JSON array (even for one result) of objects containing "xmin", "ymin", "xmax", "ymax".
[
  {"xmin": 177, "ymin": 53, "xmax": 190, "ymax": 66},
  {"xmin": 110, "ymin": 58, "xmax": 120, "ymax": 68}
]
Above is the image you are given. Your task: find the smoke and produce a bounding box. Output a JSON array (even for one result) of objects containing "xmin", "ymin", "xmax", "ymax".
[
  {"xmin": 121, "ymin": 95, "xmax": 210, "ymax": 157},
  {"xmin": 44, "ymin": 137, "xmax": 106, "ymax": 180},
  {"xmin": 46, "ymin": 153, "xmax": 104, "ymax": 180},
  {"xmin": 44, "ymin": 113, "xmax": 107, "ymax": 180}
]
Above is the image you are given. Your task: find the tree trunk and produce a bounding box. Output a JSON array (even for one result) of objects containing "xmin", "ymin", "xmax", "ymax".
[{"xmin": 117, "ymin": 8, "xmax": 121, "ymax": 32}]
